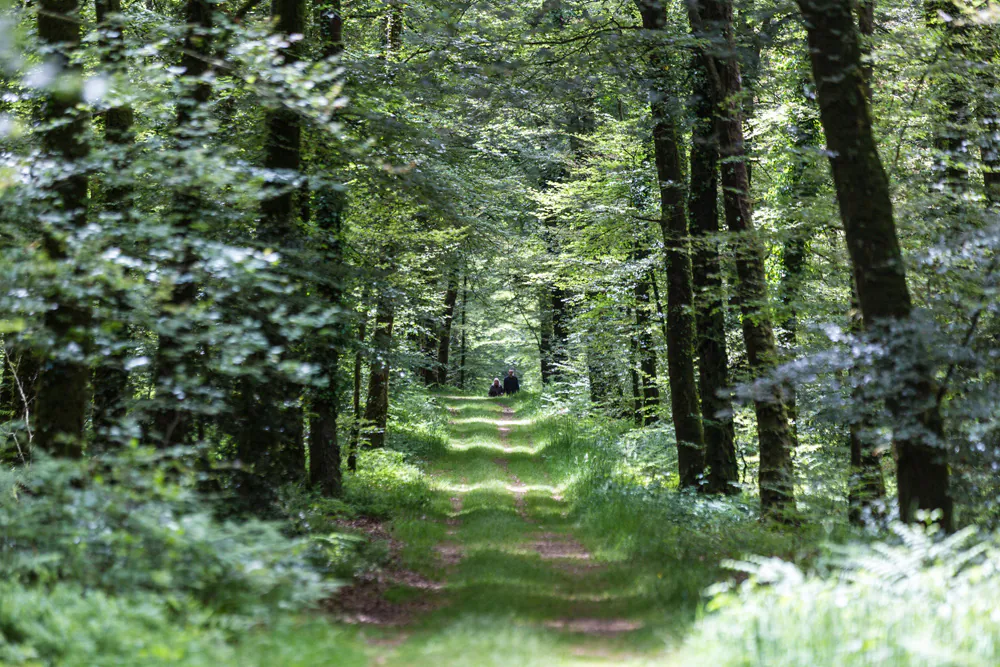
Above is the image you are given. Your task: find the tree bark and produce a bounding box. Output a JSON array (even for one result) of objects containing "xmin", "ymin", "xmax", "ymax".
[
  {"xmin": 538, "ymin": 288, "xmax": 554, "ymax": 385},
  {"xmin": 637, "ymin": 0, "xmax": 706, "ymax": 486},
  {"xmin": 797, "ymin": 0, "xmax": 952, "ymax": 529},
  {"xmin": 689, "ymin": 64, "xmax": 738, "ymax": 494},
  {"xmin": 348, "ymin": 302, "xmax": 369, "ymax": 471},
  {"xmin": 550, "ymin": 285, "xmax": 571, "ymax": 384},
  {"xmin": 436, "ymin": 274, "xmax": 459, "ymax": 385},
  {"xmin": 34, "ymin": 0, "xmax": 91, "ymax": 458},
  {"xmin": 363, "ymin": 292, "xmax": 395, "ymax": 449},
  {"xmin": 458, "ymin": 275, "xmax": 468, "ymax": 390},
  {"xmin": 633, "ymin": 262, "xmax": 660, "ymax": 425},
  {"xmin": 688, "ymin": 0, "xmax": 797, "ymax": 513},
  {"xmin": 307, "ymin": 0, "xmax": 346, "ymax": 496}
]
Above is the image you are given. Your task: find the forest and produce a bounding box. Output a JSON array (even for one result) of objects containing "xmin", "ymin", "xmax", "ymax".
[{"xmin": 1, "ymin": 0, "xmax": 999, "ymax": 662}]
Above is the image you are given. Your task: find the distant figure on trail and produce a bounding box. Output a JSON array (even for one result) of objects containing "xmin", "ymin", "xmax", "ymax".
[
  {"xmin": 488, "ymin": 378, "xmax": 504, "ymax": 397},
  {"xmin": 503, "ymin": 369, "xmax": 520, "ymax": 395}
]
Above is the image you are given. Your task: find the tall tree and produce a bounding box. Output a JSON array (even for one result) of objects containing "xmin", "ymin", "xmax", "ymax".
[
  {"xmin": 34, "ymin": 0, "xmax": 92, "ymax": 458},
  {"xmin": 637, "ymin": 0, "xmax": 705, "ymax": 487},
  {"xmin": 688, "ymin": 0, "xmax": 798, "ymax": 513},
  {"xmin": 436, "ymin": 272, "xmax": 460, "ymax": 385},
  {"xmin": 237, "ymin": 0, "xmax": 307, "ymax": 476},
  {"xmin": 458, "ymin": 275, "xmax": 468, "ymax": 390},
  {"xmin": 362, "ymin": 290, "xmax": 395, "ymax": 449},
  {"xmin": 797, "ymin": 0, "xmax": 952, "ymax": 529},
  {"xmin": 689, "ymin": 64, "xmax": 738, "ymax": 493},
  {"xmin": 308, "ymin": 0, "xmax": 347, "ymax": 496},
  {"xmin": 633, "ymin": 256, "xmax": 660, "ymax": 425}
]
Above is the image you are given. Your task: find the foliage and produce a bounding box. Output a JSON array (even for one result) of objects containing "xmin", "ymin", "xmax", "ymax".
[
  {"xmin": 675, "ymin": 524, "xmax": 1000, "ymax": 666},
  {"xmin": 343, "ymin": 448, "xmax": 431, "ymax": 518}
]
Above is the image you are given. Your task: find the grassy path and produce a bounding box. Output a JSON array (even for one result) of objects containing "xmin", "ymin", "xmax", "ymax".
[{"xmin": 347, "ymin": 394, "xmax": 670, "ymax": 665}]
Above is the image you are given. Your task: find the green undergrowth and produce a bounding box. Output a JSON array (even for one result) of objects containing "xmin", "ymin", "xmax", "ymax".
[
  {"xmin": 0, "ymin": 449, "xmax": 379, "ymax": 665},
  {"xmin": 540, "ymin": 411, "xmax": 1000, "ymax": 665}
]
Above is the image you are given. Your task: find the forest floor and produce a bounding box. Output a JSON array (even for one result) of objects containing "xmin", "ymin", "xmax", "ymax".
[{"xmin": 330, "ymin": 394, "xmax": 676, "ymax": 665}]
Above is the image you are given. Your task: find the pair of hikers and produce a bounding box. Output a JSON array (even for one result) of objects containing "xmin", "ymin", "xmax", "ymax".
[{"xmin": 488, "ymin": 369, "xmax": 520, "ymax": 397}]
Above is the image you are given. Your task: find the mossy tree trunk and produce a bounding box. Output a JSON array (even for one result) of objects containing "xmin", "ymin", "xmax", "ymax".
[
  {"xmin": 689, "ymin": 65, "xmax": 738, "ymax": 494},
  {"xmin": 797, "ymin": 0, "xmax": 952, "ymax": 529},
  {"xmin": 307, "ymin": 0, "xmax": 347, "ymax": 496},
  {"xmin": 363, "ymin": 292, "xmax": 395, "ymax": 449},
  {"xmin": 436, "ymin": 273, "xmax": 460, "ymax": 385},
  {"xmin": 637, "ymin": 0, "xmax": 705, "ymax": 486},
  {"xmin": 688, "ymin": 0, "xmax": 797, "ymax": 513},
  {"xmin": 633, "ymin": 258, "xmax": 661, "ymax": 426}
]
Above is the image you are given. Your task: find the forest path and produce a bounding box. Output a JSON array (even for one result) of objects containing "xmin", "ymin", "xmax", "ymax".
[{"xmin": 354, "ymin": 394, "xmax": 666, "ymax": 666}]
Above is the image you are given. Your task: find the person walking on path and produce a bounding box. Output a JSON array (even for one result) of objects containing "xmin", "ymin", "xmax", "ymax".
[
  {"xmin": 488, "ymin": 378, "xmax": 504, "ymax": 397},
  {"xmin": 503, "ymin": 369, "xmax": 520, "ymax": 395}
]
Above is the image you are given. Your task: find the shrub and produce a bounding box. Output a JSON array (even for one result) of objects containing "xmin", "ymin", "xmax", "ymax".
[
  {"xmin": 343, "ymin": 448, "xmax": 430, "ymax": 518},
  {"xmin": 675, "ymin": 524, "xmax": 1000, "ymax": 666}
]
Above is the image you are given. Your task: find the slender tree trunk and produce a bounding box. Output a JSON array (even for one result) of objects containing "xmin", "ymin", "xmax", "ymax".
[
  {"xmin": 307, "ymin": 0, "xmax": 346, "ymax": 496},
  {"xmin": 689, "ymin": 0, "xmax": 797, "ymax": 513},
  {"xmin": 630, "ymin": 316, "xmax": 642, "ymax": 425},
  {"xmin": 363, "ymin": 292, "xmax": 395, "ymax": 449},
  {"xmin": 649, "ymin": 271, "xmax": 670, "ymax": 347},
  {"xmin": 153, "ymin": 0, "xmax": 213, "ymax": 447},
  {"xmin": 550, "ymin": 285, "xmax": 571, "ymax": 384},
  {"xmin": 633, "ymin": 262, "xmax": 660, "ymax": 425},
  {"xmin": 34, "ymin": 0, "xmax": 91, "ymax": 458},
  {"xmin": 238, "ymin": 0, "xmax": 306, "ymax": 477},
  {"xmin": 436, "ymin": 274, "xmax": 459, "ymax": 385},
  {"xmin": 689, "ymin": 64, "xmax": 738, "ymax": 493},
  {"xmin": 538, "ymin": 289, "xmax": 555, "ymax": 384},
  {"xmin": 349, "ymin": 301, "xmax": 369, "ymax": 471},
  {"xmin": 797, "ymin": 0, "xmax": 952, "ymax": 529},
  {"xmin": 91, "ymin": 0, "xmax": 135, "ymax": 441},
  {"xmin": 637, "ymin": 0, "xmax": 706, "ymax": 486},
  {"xmin": 458, "ymin": 276, "xmax": 468, "ymax": 390},
  {"xmin": 924, "ymin": 0, "xmax": 971, "ymax": 194}
]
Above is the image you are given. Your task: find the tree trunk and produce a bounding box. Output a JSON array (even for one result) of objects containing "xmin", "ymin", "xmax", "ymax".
[
  {"xmin": 633, "ymin": 263, "xmax": 660, "ymax": 425},
  {"xmin": 348, "ymin": 302, "xmax": 369, "ymax": 471},
  {"xmin": 689, "ymin": 64, "xmax": 738, "ymax": 494},
  {"xmin": 436, "ymin": 274, "xmax": 459, "ymax": 385},
  {"xmin": 458, "ymin": 276, "xmax": 468, "ymax": 390},
  {"xmin": 688, "ymin": 0, "xmax": 797, "ymax": 514},
  {"xmin": 550, "ymin": 285, "xmax": 571, "ymax": 384},
  {"xmin": 637, "ymin": 0, "xmax": 706, "ymax": 486},
  {"xmin": 538, "ymin": 289, "xmax": 555, "ymax": 384},
  {"xmin": 630, "ymin": 316, "xmax": 642, "ymax": 425},
  {"xmin": 237, "ymin": 0, "xmax": 306, "ymax": 478},
  {"xmin": 34, "ymin": 0, "xmax": 91, "ymax": 459},
  {"xmin": 924, "ymin": 0, "xmax": 971, "ymax": 194},
  {"xmin": 307, "ymin": 0, "xmax": 346, "ymax": 496},
  {"xmin": 152, "ymin": 0, "xmax": 213, "ymax": 447},
  {"xmin": 363, "ymin": 292, "xmax": 395, "ymax": 449},
  {"xmin": 797, "ymin": 0, "xmax": 952, "ymax": 529},
  {"xmin": 91, "ymin": 0, "xmax": 135, "ymax": 441}
]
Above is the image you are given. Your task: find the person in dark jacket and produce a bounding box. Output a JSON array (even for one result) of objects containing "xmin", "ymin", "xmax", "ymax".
[
  {"xmin": 488, "ymin": 378, "xmax": 503, "ymax": 397},
  {"xmin": 503, "ymin": 369, "xmax": 520, "ymax": 395}
]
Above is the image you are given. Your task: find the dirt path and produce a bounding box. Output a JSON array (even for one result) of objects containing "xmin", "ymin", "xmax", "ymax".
[{"xmin": 332, "ymin": 395, "xmax": 657, "ymax": 665}]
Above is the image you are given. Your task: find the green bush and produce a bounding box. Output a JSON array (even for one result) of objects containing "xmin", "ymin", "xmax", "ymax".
[
  {"xmin": 674, "ymin": 524, "xmax": 1000, "ymax": 666},
  {"xmin": 0, "ymin": 454, "xmax": 331, "ymax": 619},
  {"xmin": 343, "ymin": 448, "xmax": 431, "ymax": 518},
  {"xmin": 0, "ymin": 582, "xmax": 369, "ymax": 666}
]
